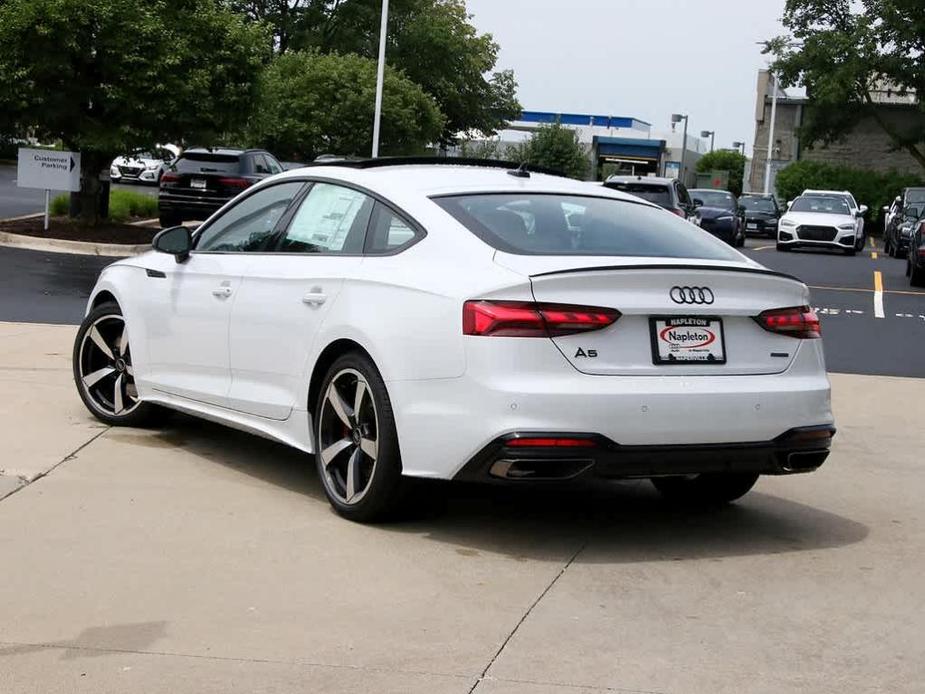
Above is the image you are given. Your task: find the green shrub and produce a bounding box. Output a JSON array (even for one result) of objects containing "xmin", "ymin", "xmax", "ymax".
[
  {"xmin": 50, "ymin": 189, "xmax": 158, "ymax": 222},
  {"xmin": 775, "ymin": 160, "xmax": 924, "ymax": 225},
  {"xmin": 696, "ymin": 150, "xmax": 747, "ymax": 196},
  {"xmin": 508, "ymin": 121, "xmax": 591, "ymax": 180}
]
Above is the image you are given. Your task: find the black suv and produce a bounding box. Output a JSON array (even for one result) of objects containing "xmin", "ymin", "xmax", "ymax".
[
  {"xmin": 739, "ymin": 194, "xmax": 782, "ymax": 237},
  {"xmin": 603, "ymin": 176, "xmax": 697, "ymax": 221},
  {"xmin": 158, "ymin": 148, "xmax": 283, "ymax": 227}
]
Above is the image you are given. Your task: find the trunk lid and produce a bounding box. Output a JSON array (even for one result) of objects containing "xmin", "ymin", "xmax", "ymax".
[{"xmin": 495, "ymin": 253, "xmax": 810, "ymax": 376}]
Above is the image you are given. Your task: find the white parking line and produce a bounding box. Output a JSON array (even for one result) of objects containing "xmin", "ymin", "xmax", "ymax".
[{"xmin": 874, "ymin": 271, "xmax": 885, "ymax": 319}]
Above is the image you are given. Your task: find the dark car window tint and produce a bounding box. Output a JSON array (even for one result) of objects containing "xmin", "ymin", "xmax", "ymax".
[
  {"xmin": 740, "ymin": 198, "xmax": 777, "ymax": 212},
  {"xmin": 278, "ymin": 183, "xmax": 373, "ymax": 254},
  {"xmin": 435, "ymin": 193, "xmax": 741, "ymax": 260},
  {"xmin": 253, "ymin": 154, "xmax": 272, "ymax": 175},
  {"xmin": 367, "ymin": 202, "xmax": 419, "ymax": 254},
  {"xmin": 603, "ymin": 183, "xmax": 671, "ymax": 207},
  {"xmin": 690, "ymin": 190, "xmax": 736, "ymax": 209},
  {"xmin": 906, "ymin": 190, "xmax": 925, "ymax": 204},
  {"xmin": 196, "ymin": 182, "xmax": 303, "ymax": 252},
  {"xmin": 265, "ymin": 155, "xmax": 283, "ymax": 175},
  {"xmin": 174, "ymin": 153, "xmax": 240, "ymax": 174}
]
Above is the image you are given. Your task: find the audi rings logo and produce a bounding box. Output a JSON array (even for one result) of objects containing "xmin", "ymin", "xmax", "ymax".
[{"xmin": 670, "ymin": 286, "xmax": 715, "ymax": 305}]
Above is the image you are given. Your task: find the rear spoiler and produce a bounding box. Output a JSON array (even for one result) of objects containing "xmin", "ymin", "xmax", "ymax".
[{"xmin": 529, "ymin": 263, "xmax": 804, "ymax": 284}]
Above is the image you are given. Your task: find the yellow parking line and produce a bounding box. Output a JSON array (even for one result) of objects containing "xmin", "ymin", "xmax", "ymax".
[
  {"xmin": 871, "ymin": 251, "xmax": 878, "ymax": 259},
  {"xmin": 874, "ymin": 271, "xmax": 884, "ymax": 318}
]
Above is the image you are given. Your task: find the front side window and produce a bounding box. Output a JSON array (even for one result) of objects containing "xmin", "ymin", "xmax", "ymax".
[
  {"xmin": 278, "ymin": 183, "xmax": 373, "ymax": 254},
  {"xmin": 196, "ymin": 182, "xmax": 304, "ymax": 252},
  {"xmin": 434, "ymin": 193, "xmax": 742, "ymax": 260}
]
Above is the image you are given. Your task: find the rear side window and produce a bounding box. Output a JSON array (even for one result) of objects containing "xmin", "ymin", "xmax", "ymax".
[
  {"xmin": 366, "ymin": 202, "xmax": 419, "ymax": 254},
  {"xmin": 174, "ymin": 153, "xmax": 240, "ymax": 175},
  {"xmin": 603, "ymin": 183, "xmax": 671, "ymax": 207},
  {"xmin": 278, "ymin": 183, "xmax": 373, "ymax": 254},
  {"xmin": 434, "ymin": 193, "xmax": 741, "ymax": 260}
]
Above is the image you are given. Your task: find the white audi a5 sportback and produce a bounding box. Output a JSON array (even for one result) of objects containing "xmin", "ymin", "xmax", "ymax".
[{"xmin": 73, "ymin": 159, "xmax": 835, "ymax": 522}]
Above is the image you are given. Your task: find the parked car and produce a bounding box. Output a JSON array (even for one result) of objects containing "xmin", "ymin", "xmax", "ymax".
[
  {"xmin": 885, "ymin": 205, "xmax": 924, "ymax": 258},
  {"xmin": 800, "ymin": 189, "xmax": 867, "ymax": 250},
  {"xmin": 158, "ymin": 147, "xmax": 283, "ymax": 227},
  {"xmin": 74, "ymin": 159, "xmax": 835, "ymax": 522},
  {"xmin": 689, "ymin": 188, "xmax": 746, "ymax": 246},
  {"xmin": 110, "ymin": 145, "xmax": 180, "ymax": 185},
  {"xmin": 778, "ymin": 194, "xmax": 862, "ymax": 255},
  {"xmin": 739, "ymin": 194, "xmax": 782, "ymax": 237},
  {"xmin": 884, "ymin": 187, "xmax": 925, "ymax": 257},
  {"xmin": 603, "ymin": 175, "xmax": 698, "ymax": 222},
  {"xmin": 906, "ymin": 217, "xmax": 925, "ymax": 287}
]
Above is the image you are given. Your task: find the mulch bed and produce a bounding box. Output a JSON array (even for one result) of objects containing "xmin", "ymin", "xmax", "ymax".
[{"xmin": 0, "ymin": 216, "xmax": 157, "ymax": 245}]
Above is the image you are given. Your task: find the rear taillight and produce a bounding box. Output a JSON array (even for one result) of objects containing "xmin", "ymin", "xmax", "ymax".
[
  {"xmin": 219, "ymin": 177, "xmax": 251, "ymax": 189},
  {"xmin": 463, "ymin": 300, "xmax": 620, "ymax": 337},
  {"xmin": 754, "ymin": 306, "xmax": 821, "ymax": 339},
  {"xmin": 160, "ymin": 172, "xmax": 179, "ymax": 185}
]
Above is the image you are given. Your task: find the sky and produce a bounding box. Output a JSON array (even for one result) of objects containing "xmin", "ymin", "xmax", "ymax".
[{"xmin": 465, "ymin": 0, "xmax": 789, "ymax": 154}]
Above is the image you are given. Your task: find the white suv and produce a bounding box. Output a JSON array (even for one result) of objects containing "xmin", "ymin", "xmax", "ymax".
[
  {"xmin": 779, "ymin": 194, "xmax": 862, "ymax": 254},
  {"xmin": 801, "ymin": 189, "xmax": 867, "ymax": 250}
]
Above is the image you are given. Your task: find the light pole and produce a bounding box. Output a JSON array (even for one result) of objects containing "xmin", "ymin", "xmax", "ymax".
[
  {"xmin": 371, "ymin": 0, "xmax": 390, "ymax": 158},
  {"xmin": 763, "ymin": 71, "xmax": 778, "ymax": 195},
  {"xmin": 700, "ymin": 130, "xmax": 715, "ymax": 152},
  {"xmin": 732, "ymin": 141, "xmax": 746, "ymax": 156},
  {"xmin": 671, "ymin": 113, "xmax": 689, "ymax": 184}
]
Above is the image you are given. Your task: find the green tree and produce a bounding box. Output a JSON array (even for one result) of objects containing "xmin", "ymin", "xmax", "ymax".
[
  {"xmin": 231, "ymin": 0, "xmax": 521, "ymax": 145},
  {"xmin": 249, "ymin": 50, "xmax": 444, "ymax": 161},
  {"xmin": 695, "ymin": 150, "xmax": 747, "ymax": 196},
  {"xmin": 510, "ymin": 122, "xmax": 590, "ymax": 180},
  {"xmin": 0, "ymin": 0, "xmax": 270, "ymax": 225},
  {"xmin": 767, "ymin": 0, "xmax": 925, "ymax": 172}
]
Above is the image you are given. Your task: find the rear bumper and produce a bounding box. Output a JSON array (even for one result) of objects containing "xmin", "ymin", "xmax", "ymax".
[
  {"xmin": 158, "ymin": 194, "xmax": 227, "ymax": 218},
  {"xmin": 454, "ymin": 425, "xmax": 835, "ymax": 482}
]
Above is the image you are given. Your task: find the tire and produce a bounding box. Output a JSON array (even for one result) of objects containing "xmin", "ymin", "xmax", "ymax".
[
  {"xmin": 651, "ymin": 473, "xmax": 759, "ymax": 505},
  {"xmin": 884, "ymin": 237, "xmax": 892, "ymax": 256},
  {"xmin": 776, "ymin": 243, "xmax": 789, "ymax": 252},
  {"xmin": 72, "ymin": 302, "xmax": 165, "ymax": 427},
  {"xmin": 313, "ymin": 352, "xmax": 404, "ymax": 523},
  {"xmin": 906, "ymin": 259, "xmax": 913, "ymax": 277},
  {"xmin": 844, "ymin": 248, "xmax": 856, "ymax": 256},
  {"xmin": 158, "ymin": 212, "xmax": 182, "ymax": 229},
  {"xmin": 911, "ymin": 263, "xmax": 925, "ymax": 288}
]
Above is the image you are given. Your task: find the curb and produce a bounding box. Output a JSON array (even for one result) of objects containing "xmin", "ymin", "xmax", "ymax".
[{"xmin": 0, "ymin": 230, "xmax": 149, "ymax": 257}]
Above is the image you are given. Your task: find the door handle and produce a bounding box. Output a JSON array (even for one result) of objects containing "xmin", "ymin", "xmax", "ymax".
[
  {"xmin": 212, "ymin": 286, "xmax": 233, "ymax": 298},
  {"xmin": 302, "ymin": 291, "xmax": 327, "ymax": 306}
]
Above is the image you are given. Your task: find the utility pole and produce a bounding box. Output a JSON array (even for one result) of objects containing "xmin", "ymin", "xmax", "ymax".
[
  {"xmin": 701, "ymin": 130, "xmax": 715, "ymax": 152},
  {"xmin": 371, "ymin": 0, "xmax": 390, "ymax": 158}
]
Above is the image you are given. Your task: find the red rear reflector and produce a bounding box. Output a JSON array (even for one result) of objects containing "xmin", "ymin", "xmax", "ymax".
[
  {"xmin": 160, "ymin": 173, "xmax": 179, "ymax": 184},
  {"xmin": 463, "ymin": 301, "xmax": 620, "ymax": 337},
  {"xmin": 507, "ymin": 437, "xmax": 596, "ymax": 448},
  {"xmin": 754, "ymin": 306, "xmax": 821, "ymax": 339},
  {"xmin": 218, "ymin": 177, "xmax": 251, "ymax": 189}
]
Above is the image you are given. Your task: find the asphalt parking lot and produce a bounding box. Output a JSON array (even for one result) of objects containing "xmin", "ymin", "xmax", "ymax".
[{"xmin": 1, "ymin": 233, "xmax": 924, "ymax": 693}]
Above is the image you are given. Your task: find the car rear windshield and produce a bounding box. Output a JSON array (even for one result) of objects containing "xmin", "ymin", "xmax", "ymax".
[
  {"xmin": 174, "ymin": 153, "xmax": 240, "ymax": 174},
  {"xmin": 740, "ymin": 197, "xmax": 776, "ymax": 213},
  {"xmin": 690, "ymin": 190, "xmax": 735, "ymax": 209},
  {"xmin": 603, "ymin": 182, "xmax": 671, "ymax": 207},
  {"xmin": 906, "ymin": 190, "xmax": 925, "ymax": 204},
  {"xmin": 433, "ymin": 193, "xmax": 741, "ymax": 260}
]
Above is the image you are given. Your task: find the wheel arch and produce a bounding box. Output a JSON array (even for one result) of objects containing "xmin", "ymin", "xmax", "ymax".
[
  {"xmin": 90, "ymin": 290, "xmax": 119, "ymax": 310},
  {"xmin": 307, "ymin": 338, "xmax": 377, "ymax": 417}
]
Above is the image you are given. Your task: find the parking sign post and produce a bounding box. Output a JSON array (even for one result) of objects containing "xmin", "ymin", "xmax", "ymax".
[{"xmin": 17, "ymin": 148, "xmax": 81, "ymax": 232}]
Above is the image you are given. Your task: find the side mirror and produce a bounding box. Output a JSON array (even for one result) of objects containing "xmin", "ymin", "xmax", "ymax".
[
  {"xmin": 153, "ymin": 225, "xmax": 192, "ymax": 263},
  {"xmin": 882, "ymin": 206, "xmax": 890, "ymax": 213},
  {"xmin": 859, "ymin": 204, "xmax": 868, "ymax": 215},
  {"xmin": 895, "ymin": 195, "xmax": 902, "ymax": 203},
  {"xmin": 692, "ymin": 198, "xmax": 704, "ymax": 207}
]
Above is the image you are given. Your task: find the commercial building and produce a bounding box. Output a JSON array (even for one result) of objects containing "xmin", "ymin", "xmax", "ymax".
[{"xmin": 749, "ymin": 69, "xmax": 922, "ymax": 194}]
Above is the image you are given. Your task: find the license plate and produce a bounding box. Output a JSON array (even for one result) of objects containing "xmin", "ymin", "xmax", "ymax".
[
  {"xmin": 650, "ymin": 317, "xmax": 726, "ymax": 364},
  {"xmin": 747, "ymin": 223, "xmax": 759, "ymax": 230},
  {"xmin": 191, "ymin": 178, "xmax": 207, "ymax": 189}
]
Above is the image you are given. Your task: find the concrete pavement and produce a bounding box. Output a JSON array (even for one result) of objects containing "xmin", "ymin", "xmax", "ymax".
[{"xmin": 1, "ymin": 321, "xmax": 924, "ymax": 693}]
